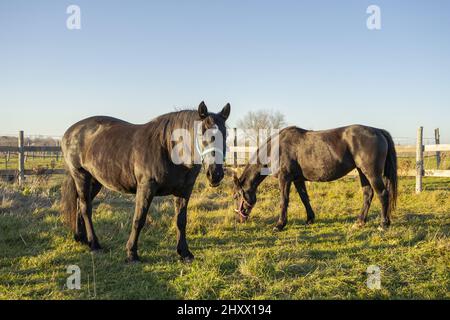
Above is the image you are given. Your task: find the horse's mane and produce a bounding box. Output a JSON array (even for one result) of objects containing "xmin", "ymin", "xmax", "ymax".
[{"xmin": 145, "ymin": 109, "xmax": 200, "ymax": 153}]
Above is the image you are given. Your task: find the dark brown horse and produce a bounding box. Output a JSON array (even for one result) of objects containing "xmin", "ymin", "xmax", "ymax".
[
  {"xmin": 233, "ymin": 125, "xmax": 398, "ymax": 231},
  {"xmin": 61, "ymin": 102, "xmax": 230, "ymax": 262}
]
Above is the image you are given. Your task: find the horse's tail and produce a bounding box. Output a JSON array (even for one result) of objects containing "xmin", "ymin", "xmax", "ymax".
[
  {"xmin": 380, "ymin": 129, "xmax": 398, "ymax": 217},
  {"xmin": 61, "ymin": 174, "xmax": 85, "ymax": 240}
]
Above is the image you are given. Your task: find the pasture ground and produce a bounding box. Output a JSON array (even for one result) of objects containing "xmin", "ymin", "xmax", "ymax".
[{"xmin": 0, "ymin": 173, "xmax": 449, "ymax": 300}]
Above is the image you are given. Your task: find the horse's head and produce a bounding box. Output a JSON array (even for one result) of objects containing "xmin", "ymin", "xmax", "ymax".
[
  {"xmin": 232, "ymin": 172, "xmax": 257, "ymax": 223},
  {"xmin": 196, "ymin": 101, "xmax": 230, "ymax": 187}
]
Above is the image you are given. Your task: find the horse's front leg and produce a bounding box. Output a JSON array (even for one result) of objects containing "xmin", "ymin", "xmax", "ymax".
[
  {"xmin": 126, "ymin": 181, "xmax": 155, "ymax": 263},
  {"xmin": 174, "ymin": 194, "xmax": 194, "ymax": 263},
  {"xmin": 274, "ymin": 177, "xmax": 292, "ymax": 232}
]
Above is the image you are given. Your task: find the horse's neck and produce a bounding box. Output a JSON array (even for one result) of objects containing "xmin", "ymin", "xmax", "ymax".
[
  {"xmin": 143, "ymin": 111, "xmax": 196, "ymax": 150},
  {"xmin": 242, "ymin": 164, "xmax": 267, "ymax": 191}
]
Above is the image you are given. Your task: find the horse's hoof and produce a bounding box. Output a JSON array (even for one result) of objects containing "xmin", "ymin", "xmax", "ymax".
[
  {"xmin": 273, "ymin": 225, "xmax": 284, "ymax": 232},
  {"xmin": 90, "ymin": 249, "xmax": 103, "ymax": 255},
  {"xmin": 306, "ymin": 219, "xmax": 315, "ymax": 226},
  {"xmin": 126, "ymin": 255, "xmax": 141, "ymax": 264},
  {"xmin": 377, "ymin": 225, "xmax": 389, "ymax": 232},
  {"xmin": 180, "ymin": 253, "xmax": 195, "ymax": 263},
  {"xmin": 238, "ymin": 217, "xmax": 248, "ymax": 224},
  {"xmin": 126, "ymin": 258, "xmax": 141, "ymax": 264},
  {"xmin": 351, "ymin": 222, "xmax": 364, "ymax": 230},
  {"xmin": 89, "ymin": 243, "xmax": 102, "ymax": 252},
  {"xmin": 74, "ymin": 234, "xmax": 88, "ymax": 244}
]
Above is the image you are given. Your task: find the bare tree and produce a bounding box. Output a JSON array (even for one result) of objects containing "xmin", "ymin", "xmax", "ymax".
[{"xmin": 236, "ymin": 110, "xmax": 286, "ymax": 142}]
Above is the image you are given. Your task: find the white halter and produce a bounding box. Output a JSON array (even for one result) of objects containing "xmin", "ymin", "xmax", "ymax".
[{"xmin": 194, "ymin": 128, "xmax": 224, "ymax": 163}]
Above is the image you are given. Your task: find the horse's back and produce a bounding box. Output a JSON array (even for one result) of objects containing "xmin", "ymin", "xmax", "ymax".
[
  {"xmin": 285, "ymin": 124, "xmax": 384, "ymax": 149},
  {"xmin": 62, "ymin": 116, "xmax": 138, "ymax": 159},
  {"xmin": 64, "ymin": 116, "xmax": 132, "ymax": 137},
  {"xmin": 279, "ymin": 125, "xmax": 386, "ymax": 182},
  {"xmin": 62, "ymin": 116, "xmax": 142, "ymax": 192}
]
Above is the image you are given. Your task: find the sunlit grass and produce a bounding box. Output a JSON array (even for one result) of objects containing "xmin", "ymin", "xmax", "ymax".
[{"xmin": 0, "ymin": 174, "xmax": 449, "ymax": 300}]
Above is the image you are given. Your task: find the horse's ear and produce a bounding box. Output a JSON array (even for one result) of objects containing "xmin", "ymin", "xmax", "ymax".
[
  {"xmin": 220, "ymin": 103, "xmax": 231, "ymax": 120},
  {"xmin": 198, "ymin": 101, "xmax": 208, "ymax": 119}
]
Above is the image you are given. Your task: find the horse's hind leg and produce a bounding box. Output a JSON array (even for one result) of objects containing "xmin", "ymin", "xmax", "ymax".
[
  {"xmin": 75, "ymin": 180, "xmax": 102, "ymax": 244},
  {"xmin": 126, "ymin": 181, "xmax": 155, "ymax": 262},
  {"xmin": 274, "ymin": 176, "xmax": 291, "ymax": 232},
  {"xmin": 74, "ymin": 199, "xmax": 88, "ymax": 244},
  {"xmin": 353, "ymin": 169, "xmax": 374, "ymax": 228},
  {"xmin": 367, "ymin": 174, "xmax": 390, "ymax": 230},
  {"xmin": 72, "ymin": 170, "xmax": 102, "ymax": 251},
  {"xmin": 91, "ymin": 180, "xmax": 102, "ymax": 200},
  {"xmin": 293, "ymin": 180, "xmax": 315, "ymax": 225}
]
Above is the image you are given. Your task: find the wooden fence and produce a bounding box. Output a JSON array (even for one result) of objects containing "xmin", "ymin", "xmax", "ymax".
[
  {"xmin": 414, "ymin": 127, "xmax": 450, "ymax": 193},
  {"xmin": 0, "ymin": 131, "xmax": 63, "ymax": 184},
  {"xmin": 1, "ymin": 128, "xmax": 449, "ymax": 192}
]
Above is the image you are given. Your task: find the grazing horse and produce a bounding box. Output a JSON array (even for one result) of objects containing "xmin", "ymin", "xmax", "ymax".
[
  {"xmin": 61, "ymin": 102, "xmax": 230, "ymax": 262},
  {"xmin": 233, "ymin": 125, "xmax": 398, "ymax": 231}
]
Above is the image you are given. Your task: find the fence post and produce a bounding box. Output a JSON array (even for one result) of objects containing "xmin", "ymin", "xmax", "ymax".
[
  {"xmin": 416, "ymin": 127, "xmax": 424, "ymax": 194},
  {"xmin": 18, "ymin": 130, "xmax": 25, "ymax": 185},
  {"xmin": 56, "ymin": 140, "xmax": 60, "ymax": 162},
  {"xmin": 25, "ymin": 141, "xmax": 30, "ymax": 162},
  {"xmin": 233, "ymin": 128, "xmax": 237, "ymax": 168},
  {"xmin": 435, "ymin": 128, "xmax": 441, "ymax": 169}
]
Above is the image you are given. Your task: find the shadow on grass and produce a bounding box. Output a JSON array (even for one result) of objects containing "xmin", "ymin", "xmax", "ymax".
[{"xmin": 0, "ymin": 204, "xmax": 181, "ymax": 299}]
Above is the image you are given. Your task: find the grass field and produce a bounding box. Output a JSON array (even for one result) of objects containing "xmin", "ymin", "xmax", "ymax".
[{"xmin": 0, "ymin": 172, "xmax": 449, "ymax": 300}]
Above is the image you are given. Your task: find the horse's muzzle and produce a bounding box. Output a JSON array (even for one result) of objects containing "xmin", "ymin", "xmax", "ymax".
[
  {"xmin": 209, "ymin": 181, "xmax": 220, "ymax": 187},
  {"xmin": 234, "ymin": 199, "xmax": 253, "ymax": 223},
  {"xmin": 207, "ymin": 169, "xmax": 224, "ymax": 187}
]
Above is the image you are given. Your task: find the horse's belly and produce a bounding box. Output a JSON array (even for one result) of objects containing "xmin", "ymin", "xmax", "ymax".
[
  {"xmin": 301, "ymin": 160, "xmax": 354, "ymax": 182},
  {"xmin": 84, "ymin": 161, "xmax": 137, "ymax": 194},
  {"xmin": 97, "ymin": 175, "xmax": 136, "ymax": 194}
]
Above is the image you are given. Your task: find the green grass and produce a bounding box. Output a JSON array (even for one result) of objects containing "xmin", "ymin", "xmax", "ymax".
[
  {"xmin": 0, "ymin": 174, "xmax": 449, "ymax": 300},
  {"xmin": 0, "ymin": 154, "xmax": 64, "ymax": 171}
]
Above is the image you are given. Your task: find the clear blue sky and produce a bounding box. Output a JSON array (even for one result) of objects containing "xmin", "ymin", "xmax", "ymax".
[{"xmin": 1, "ymin": 0, "xmax": 449, "ymax": 142}]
